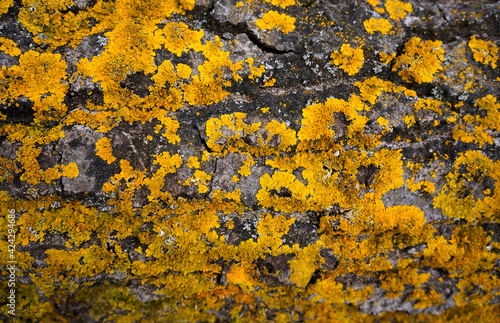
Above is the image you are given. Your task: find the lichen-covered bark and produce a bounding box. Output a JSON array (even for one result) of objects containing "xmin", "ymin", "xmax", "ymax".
[{"xmin": 1, "ymin": 0, "xmax": 499, "ymax": 321}]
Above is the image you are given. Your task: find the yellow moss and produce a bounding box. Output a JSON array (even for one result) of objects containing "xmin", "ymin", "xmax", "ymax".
[
  {"xmin": 256, "ymin": 11, "xmax": 296, "ymax": 34},
  {"xmin": 393, "ymin": 37, "xmax": 444, "ymax": 83},
  {"xmin": 363, "ymin": 18, "xmax": 393, "ymax": 35},
  {"xmin": 385, "ymin": 0, "xmax": 413, "ymax": 20},
  {"xmin": 95, "ymin": 137, "xmax": 116, "ymax": 164},
  {"xmin": 469, "ymin": 36, "xmax": 498, "ymax": 68},
  {"xmin": 330, "ymin": 44, "xmax": 364, "ymax": 76}
]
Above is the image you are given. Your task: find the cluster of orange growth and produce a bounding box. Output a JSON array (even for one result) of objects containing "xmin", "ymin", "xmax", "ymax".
[
  {"xmin": 1, "ymin": 0, "xmax": 500, "ymax": 321},
  {"xmin": 330, "ymin": 44, "xmax": 365, "ymax": 76}
]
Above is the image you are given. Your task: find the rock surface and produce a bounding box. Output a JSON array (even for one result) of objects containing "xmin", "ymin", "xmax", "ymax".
[{"xmin": 0, "ymin": 0, "xmax": 499, "ymax": 321}]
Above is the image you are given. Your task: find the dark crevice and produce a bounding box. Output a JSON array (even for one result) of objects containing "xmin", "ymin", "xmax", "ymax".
[
  {"xmin": 243, "ymin": 27, "xmax": 295, "ymax": 55},
  {"xmin": 437, "ymin": 5, "xmax": 449, "ymax": 22},
  {"xmin": 206, "ymin": 8, "xmax": 295, "ymax": 55},
  {"xmin": 194, "ymin": 124, "xmax": 213, "ymax": 153}
]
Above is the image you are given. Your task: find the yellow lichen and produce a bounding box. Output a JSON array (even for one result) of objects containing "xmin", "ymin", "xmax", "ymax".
[
  {"xmin": 95, "ymin": 137, "xmax": 116, "ymax": 164},
  {"xmin": 363, "ymin": 18, "xmax": 393, "ymax": 35},
  {"xmin": 255, "ymin": 11, "xmax": 296, "ymax": 34},
  {"xmin": 0, "ymin": 0, "xmax": 13, "ymax": 15},
  {"xmin": 469, "ymin": 36, "xmax": 498, "ymax": 69},
  {"xmin": 392, "ymin": 37, "xmax": 444, "ymax": 83},
  {"xmin": 265, "ymin": 0, "xmax": 295, "ymax": 8},
  {"xmin": 330, "ymin": 44, "xmax": 364, "ymax": 76},
  {"xmin": 385, "ymin": 0, "xmax": 413, "ymax": 20},
  {"xmin": 0, "ymin": 37, "xmax": 21, "ymax": 56}
]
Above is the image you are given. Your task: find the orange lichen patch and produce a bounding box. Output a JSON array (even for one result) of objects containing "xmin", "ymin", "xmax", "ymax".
[
  {"xmin": 176, "ymin": 63, "xmax": 192, "ymax": 79},
  {"xmin": 330, "ymin": 44, "xmax": 364, "ymax": 76},
  {"xmin": 0, "ymin": 157, "xmax": 18, "ymax": 182},
  {"xmin": 147, "ymin": 152, "xmax": 182, "ymax": 201},
  {"xmin": 0, "ymin": 0, "xmax": 13, "ymax": 15},
  {"xmin": 406, "ymin": 177, "xmax": 436, "ymax": 194},
  {"xmin": 289, "ymin": 241, "xmax": 324, "ymax": 287},
  {"xmin": 297, "ymin": 95, "xmax": 368, "ymax": 144},
  {"xmin": 452, "ymin": 95, "xmax": 500, "ymax": 147},
  {"xmin": 204, "ymin": 113, "xmax": 298, "ymax": 157},
  {"xmin": 184, "ymin": 170, "xmax": 212, "ymax": 193},
  {"xmin": 0, "ymin": 125, "xmax": 68, "ymax": 185},
  {"xmin": 363, "ymin": 18, "xmax": 393, "ymax": 35},
  {"xmin": 265, "ymin": 0, "xmax": 295, "ymax": 8},
  {"xmin": 263, "ymin": 78, "xmax": 276, "ymax": 87},
  {"xmin": 420, "ymin": 225, "xmax": 497, "ymax": 279},
  {"xmin": 454, "ymin": 272, "xmax": 500, "ymax": 307},
  {"xmin": 256, "ymin": 171, "xmax": 308, "ymax": 212},
  {"xmin": 385, "ymin": 0, "xmax": 413, "ymax": 20},
  {"xmin": 354, "ymin": 76, "xmax": 416, "ymax": 105},
  {"xmin": 468, "ymin": 36, "xmax": 498, "ymax": 69},
  {"xmin": 377, "ymin": 116, "xmax": 389, "ymax": 128},
  {"xmin": 264, "ymin": 120, "xmax": 297, "ymax": 151},
  {"xmin": 393, "ymin": 37, "xmax": 444, "ymax": 83},
  {"xmin": 410, "ymin": 288, "xmax": 446, "ymax": 309},
  {"xmin": 154, "ymin": 22, "xmax": 204, "ymax": 57},
  {"xmin": 255, "ymin": 11, "xmax": 296, "ymax": 34},
  {"xmin": 61, "ymin": 162, "xmax": 79, "ymax": 179},
  {"xmin": 380, "ymin": 51, "xmax": 396, "ymax": 64},
  {"xmin": 0, "ymin": 50, "xmax": 68, "ymax": 123},
  {"xmin": 403, "ymin": 115, "xmax": 415, "ymax": 128},
  {"xmin": 186, "ymin": 156, "xmax": 201, "ymax": 169},
  {"xmin": 95, "ymin": 137, "xmax": 116, "ymax": 164},
  {"xmin": 227, "ymin": 262, "xmax": 259, "ymax": 292},
  {"xmin": 18, "ymin": 0, "xmax": 93, "ymax": 49},
  {"xmin": 434, "ymin": 150, "xmax": 500, "ymax": 222},
  {"xmin": 182, "ymin": 36, "xmax": 244, "ymax": 106},
  {"xmin": 380, "ymin": 266, "xmax": 430, "ymax": 298},
  {"xmin": 238, "ymin": 154, "xmax": 254, "ymax": 177},
  {"xmin": 414, "ymin": 98, "xmax": 450, "ymax": 116},
  {"xmin": 0, "ymin": 37, "xmax": 21, "ymax": 56},
  {"xmin": 245, "ymin": 58, "xmax": 266, "ymax": 80}
]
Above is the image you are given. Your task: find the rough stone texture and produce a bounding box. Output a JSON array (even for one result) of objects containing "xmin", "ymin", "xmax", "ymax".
[{"xmin": 0, "ymin": 0, "xmax": 499, "ymax": 321}]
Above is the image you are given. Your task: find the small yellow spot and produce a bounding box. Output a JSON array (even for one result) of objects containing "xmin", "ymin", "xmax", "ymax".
[{"xmin": 263, "ymin": 78, "xmax": 276, "ymax": 87}]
